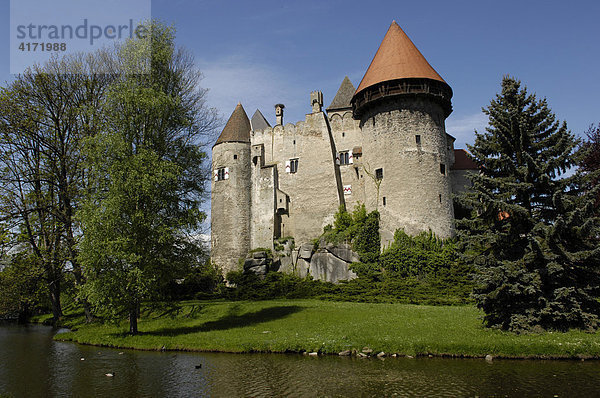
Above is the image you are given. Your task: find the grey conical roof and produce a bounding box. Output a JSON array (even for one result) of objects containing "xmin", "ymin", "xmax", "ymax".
[
  {"xmin": 327, "ymin": 76, "xmax": 356, "ymax": 111},
  {"xmin": 214, "ymin": 103, "xmax": 251, "ymax": 146},
  {"xmin": 251, "ymin": 109, "xmax": 271, "ymax": 131}
]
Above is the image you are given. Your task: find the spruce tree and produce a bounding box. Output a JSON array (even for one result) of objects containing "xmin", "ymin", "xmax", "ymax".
[
  {"xmin": 580, "ymin": 123, "xmax": 600, "ymax": 208},
  {"xmin": 459, "ymin": 76, "xmax": 600, "ymax": 332}
]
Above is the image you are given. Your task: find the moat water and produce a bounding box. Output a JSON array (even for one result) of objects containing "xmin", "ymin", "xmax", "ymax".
[{"xmin": 1, "ymin": 323, "xmax": 599, "ymax": 397}]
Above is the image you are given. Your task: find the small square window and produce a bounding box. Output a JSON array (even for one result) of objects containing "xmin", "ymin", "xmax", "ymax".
[
  {"xmin": 375, "ymin": 168, "xmax": 383, "ymax": 180},
  {"xmin": 233, "ymin": 154, "xmax": 238, "ymax": 159},
  {"xmin": 415, "ymin": 135, "xmax": 421, "ymax": 145},
  {"xmin": 440, "ymin": 164, "xmax": 446, "ymax": 175}
]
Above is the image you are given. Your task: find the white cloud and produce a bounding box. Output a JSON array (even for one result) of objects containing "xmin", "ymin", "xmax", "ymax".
[
  {"xmin": 197, "ymin": 54, "xmax": 305, "ymax": 128},
  {"xmin": 446, "ymin": 112, "xmax": 488, "ymax": 149}
]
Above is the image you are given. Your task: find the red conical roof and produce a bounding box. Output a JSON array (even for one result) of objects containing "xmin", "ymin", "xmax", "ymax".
[
  {"xmin": 214, "ymin": 103, "xmax": 251, "ymax": 146},
  {"xmin": 355, "ymin": 21, "xmax": 446, "ymax": 95}
]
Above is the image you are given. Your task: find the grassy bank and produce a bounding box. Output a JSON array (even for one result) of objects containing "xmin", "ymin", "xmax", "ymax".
[{"xmin": 53, "ymin": 299, "xmax": 600, "ymax": 359}]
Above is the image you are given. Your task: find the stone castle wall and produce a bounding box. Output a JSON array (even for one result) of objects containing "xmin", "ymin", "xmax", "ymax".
[{"xmin": 251, "ymin": 111, "xmax": 344, "ymax": 246}]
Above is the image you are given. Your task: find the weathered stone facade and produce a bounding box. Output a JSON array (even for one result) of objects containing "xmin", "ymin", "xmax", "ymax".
[{"xmin": 211, "ymin": 22, "xmax": 477, "ymax": 276}]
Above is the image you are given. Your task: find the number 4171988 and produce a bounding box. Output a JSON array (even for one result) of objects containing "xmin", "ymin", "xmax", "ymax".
[{"xmin": 19, "ymin": 43, "xmax": 67, "ymax": 51}]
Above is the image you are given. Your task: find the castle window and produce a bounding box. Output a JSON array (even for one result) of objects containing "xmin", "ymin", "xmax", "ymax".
[
  {"xmin": 342, "ymin": 132, "xmax": 345, "ymax": 137},
  {"xmin": 338, "ymin": 151, "xmax": 352, "ymax": 165},
  {"xmin": 439, "ymin": 194, "xmax": 442, "ymax": 203},
  {"xmin": 375, "ymin": 168, "xmax": 383, "ymax": 180},
  {"xmin": 415, "ymin": 135, "xmax": 421, "ymax": 145},
  {"xmin": 440, "ymin": 163, "xmax": 446, "ymax": 175},
  {"xmin": 233, "ymin": 154, "xmax": 238, "ymax": 159},
  {"xmin": 286, "ymin": 158, "xmax": 298, "ymax": 173},
  {"xmin": 214, "ymin": 167, "xmax": 229, "ymax": 181},
  {"xmin": 383, "ymin": 197, "xmax": 386, "ymax": 206}
]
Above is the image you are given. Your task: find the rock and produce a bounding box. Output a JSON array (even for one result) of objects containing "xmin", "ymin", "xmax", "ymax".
[
  {"xmin": 338, "ymin": 350, "xmax": 351, "ymax": 356},
  {"xmin": 391, "ymin": 354, "xmax": 397, "ymax": 358},
  {"xmin": 295, "ymin": 258, "xmax": 310, "ymax": 278},
  {"xmin": 298, "ymin": 244, "xmax": 314, "ymax": 260},
  {"xmin": 358, "ymin": 353, "xmax": 368, "ymax": 358},
  {"xmin": 278, "ymin": 254, "xmax": 294, "ymax": 274},
  {"xmin": 377, "ymin": 352, "xmax": 386, "ymax": 358},
  {"xmin": 308, "ymin": 352, "xmax": 319, "ymax": 356},
  {"xmin": 310, "ymin": 251, "xmax": 358, "ymax": 283},
  {"xmin": 252, "ymin": 251, "xmax": 267, "ymax": 259},
  {"xmin": 105, "ymin": 373, "xmax": 114, "ymax": 377},
  {"xmin": 361, "ymin": 347, "xmax": 373, "ymax": 354},
  {"xmin": 485, "ymin": 354, "xmax": 493, "ymax": 362},
  {"xmin": 80, "ymin": 358, "xmax": 85, "ymax": 361},
  {"xmin": 406, "ymin": 355, "xmax": 414, "ymax": 359},
  {"xmin": 195, "ymin": 365, "xmax": 202, "ymax": 369},
  {"xmin": 326, "ymin": 243, "xmax": 360, "ymax": 263},
  {"xmin": 428, "ymin": 354, "xmax": 433, "ymax": 358},
  {"xmin": 118, "ymin": 352, "xmax": 124, "ymax": 355}
]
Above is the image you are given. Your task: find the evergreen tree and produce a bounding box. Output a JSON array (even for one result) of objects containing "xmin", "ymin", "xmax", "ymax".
[
  {"xmin": 458, "ymin": 76, "xmax": 600, "ymax": 331},
  {"xmin": 580, "ymin": 123, "xmax": 600, "ymax": 208}
]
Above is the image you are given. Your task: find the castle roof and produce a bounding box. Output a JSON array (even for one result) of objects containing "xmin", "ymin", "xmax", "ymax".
[
  {"xmin": 327, "ymin": 76, "xmax": 356, "ymax": 111},
  {"xmin": 355, "ymin": 21, "xmax": 446, "ymax": 95},
  {"xmin": 214, "ymin": 103, "xmax": 251, "ymax": 147},
  {"xmin": 251, "ymin": 109, "xmax": 271, "ymax": 131},
  {"xmin": 452, "ymin": 149, "xmax": 479, "ymax": 170}
]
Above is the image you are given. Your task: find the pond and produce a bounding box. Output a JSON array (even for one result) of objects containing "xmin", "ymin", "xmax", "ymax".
[{"xmin": 1, "ymin": 323, "xmax": 599, "ymax": 397}]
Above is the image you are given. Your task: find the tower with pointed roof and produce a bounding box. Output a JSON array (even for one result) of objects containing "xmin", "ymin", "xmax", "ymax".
[
  {"xmin": 351, "ymin": 21, "xmax": 455, "ymax": 238},
  {"xmin": 211, "ymin": 103, "xmax": 252, "ymax": 275}
]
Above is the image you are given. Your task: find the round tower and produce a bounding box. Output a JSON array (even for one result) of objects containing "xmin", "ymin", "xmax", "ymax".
[
  {"xmin": 211, "ymin": 103, "xmax": 252, "ymax": 275},
  {"xmin": 351, "ymin": 21, "xmax": 455, "ymax": 239}
]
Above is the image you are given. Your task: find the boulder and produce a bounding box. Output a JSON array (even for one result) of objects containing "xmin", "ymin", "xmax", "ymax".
[
  {"xmin": 295, "ymin": 258, "xmax": 310, "ymax": 278},
  {"xmin": 298, "ymin": 243, "xmax": 314, "ymax": 260},
  {"xmin": 243, "ymin": 257, "xmax": 268, "ymax": 271},
  {"xmin": 326, "ymin": 243, "xmax": 360, "ymax": 263},
  {"xmin": 252, "ymin": 251, "xmax": 268, "ymax": 259},
  {"xmin": 277, "ymin": 255, "xmax": 293, "ymax": 274},
  {"xmin": 309, "ymin": 251, "xmax": 358, "ymax": 283}
]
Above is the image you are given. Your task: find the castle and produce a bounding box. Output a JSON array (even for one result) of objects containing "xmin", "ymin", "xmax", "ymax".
[{"xmin": 211, "ymin": 22, "xmax": 477, "ymax": 275}]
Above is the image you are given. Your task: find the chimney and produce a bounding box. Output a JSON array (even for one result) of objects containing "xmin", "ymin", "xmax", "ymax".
[
  {"xmin": 275, "ymin": 103, "xmax": 285, "ymax": 125},
  {"xmin": 311, "ymin": 91, "xmax": 323, "ymax": 113}
]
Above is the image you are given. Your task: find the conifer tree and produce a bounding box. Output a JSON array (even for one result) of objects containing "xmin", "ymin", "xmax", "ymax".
[
  {"xmin": 459, "ymin": 76, "xmax": 600, "ymax": 331},
  {"xmin": 580, "ymin": 123, "xmax": 600, "ymax": 208}
]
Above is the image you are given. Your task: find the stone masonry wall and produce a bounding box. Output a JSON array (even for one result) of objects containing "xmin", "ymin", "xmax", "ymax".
[
  {"xmin": 359, "ymin": 97, "xmax": 455, "ymax": 240},
  {"xmin": 211, "ymin": 141, "xmax": 251, "ymax": 275},
  {"xmin": 251, "ymin": 111, "xmax": 343, "ymax": 245}
]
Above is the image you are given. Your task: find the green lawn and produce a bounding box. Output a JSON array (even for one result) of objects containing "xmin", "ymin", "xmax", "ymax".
[{"xmin": 54, "ymin": 299, "xmax": 600, "ymax": 358}]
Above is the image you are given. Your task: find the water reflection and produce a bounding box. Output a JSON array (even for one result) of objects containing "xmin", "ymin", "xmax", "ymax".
[{"xmin": 1, "ymin": 323, "xmax": 599, "ymax": 397}]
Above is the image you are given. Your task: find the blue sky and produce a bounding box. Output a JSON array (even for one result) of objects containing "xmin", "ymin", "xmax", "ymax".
[{"xmin": 1, "ymin": 0, "xmax": 599, "ymax": 149}]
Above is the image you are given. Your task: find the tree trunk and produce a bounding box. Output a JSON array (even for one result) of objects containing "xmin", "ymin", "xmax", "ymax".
[
  {"xmin": 49, "ymin": 278, "xmax": 62, "ymax": 325},
  {"xmin": 129, "ymin": 301, "xmax": 140, "ymax": 335}
]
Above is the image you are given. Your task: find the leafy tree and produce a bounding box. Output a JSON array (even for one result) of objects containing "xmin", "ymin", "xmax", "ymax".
[
  {"xmin": 0, "ymin": 251, "xmax": 48, "ymax": 322},
  {"xmin": 458, "ymin": 76, "xmax": 600, "ymax": 331},
  {"xmin": 79, "ymin": 22, "xmax": 218, "ymax": 334},
  {"xmin": 0, "ymin": 55, "xmax": 110, "ymax": 322}
]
